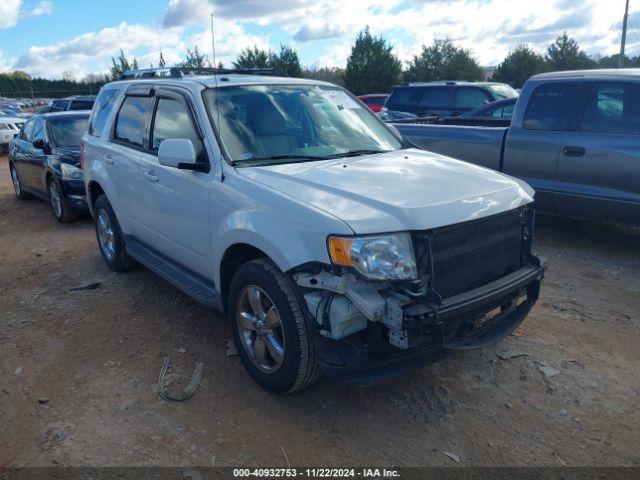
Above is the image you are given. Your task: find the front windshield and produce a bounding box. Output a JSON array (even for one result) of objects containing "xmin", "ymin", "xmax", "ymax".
[
  {"xmin": 203, "ymin": 84, "xmax": 402, "ymax": 165},
  {"xmin": 48, "ymin": 117, "xmax": 88, "ymax": 147},
  {"xmin": 488, "ymin": 84, "xmax": 519, "ymax": 99}
]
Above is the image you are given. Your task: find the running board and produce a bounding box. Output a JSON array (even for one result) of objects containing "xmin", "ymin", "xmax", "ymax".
[{"xmin": 126, "ymin": 238, "xmax": 223, "ymax": 311}]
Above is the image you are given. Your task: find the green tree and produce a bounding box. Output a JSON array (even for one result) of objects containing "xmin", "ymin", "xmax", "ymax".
[
  {"xmin": 344, "ymin": 27, "xmax": 402, "ymax": 95},
  {"xmin": 404, "ymin": 38, "xmax": 484, "ymax": 82},
  {"xmin": 491, "ymin": 45, "xmax": 549, "ymax": 88},
  {"xmin": 110, "ymin": 49, "xmax": 132, "ymax": 80},
  {"xmin": 596, "ymin": 53, "xmax": 640, "ymax": 68},
  {"xmin": 546, "ymin": 33, "xmax": 596, "ymax": 71},
  {"xmin": 177, "ymin": 45, "xmax": 208, "ymax": 68},
  {"xmin": 271, "ymin": 44, "xmax": 303, "ymax": 77},
  {"xmin": 233, "ymin": 46, "xmax": 273, "ymax": 69},
  {"xmin": 302, "ymin": 66, "xmax": 346, "ymax": 86}
]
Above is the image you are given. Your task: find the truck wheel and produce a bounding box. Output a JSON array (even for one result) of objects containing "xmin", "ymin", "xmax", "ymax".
[
  {"xmin": 10, "ymin": 163, "xmax": 32, "ymax": 200},
  {"xmin": 47, "ymin": 177, "xmax": 76, "ymax": 223},
  {"xmin": 94, "ymin": 195, "xmax": 135, "ymax": 273},
  {"xmin": 228, "ymin": 259, "xmax": 321, "ymax": 394}
]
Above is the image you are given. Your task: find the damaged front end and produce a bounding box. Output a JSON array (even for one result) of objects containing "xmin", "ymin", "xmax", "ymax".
[{"xmin": 293, "ymin": 206, "xmax": 545, "ymax": 383}]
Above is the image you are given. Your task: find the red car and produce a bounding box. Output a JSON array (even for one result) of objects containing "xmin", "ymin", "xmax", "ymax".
[{"xmin": 358, "ymin": 94, "xmax": 389, "ymax": 113}]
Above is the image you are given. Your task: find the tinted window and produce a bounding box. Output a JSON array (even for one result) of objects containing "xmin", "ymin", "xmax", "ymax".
[
  {"xmin": 523, "ymin": 82, "xmax": 577, "ymax": 131},
  {"xmin": 51, "ymin": 100, "xmax": 70, "ymax": 112},
  {"xmin": 580, "ymin": 82, "xmax": 640, "ymax": 134},
  {"xmin": 114, "ymin": 96, "xmax": 153, "ymax": 148},
  {"xmin": 387, "ymin": 88, "xmax": 422, "ymax": 108},
  {"xmin": 69, "ymin": 100, "xmax": 95, "ymax": 111},
  {"xmin": 89, "ymin": 90, "xmax": 118, "ymax": 137},
  {"xmin": 454, "ymin": 88, "xmax": 489, "ymax": 109},
  {"xmin": 418, "ymin": 87, "xmax": 451, "ymax": 108},
  {"xmin": 32, "ymin": 120, "xmax": 46, "ymax": 144},
  {"xmin": 21, "ymin": 120, "xmax": 35, "ymax": 141},
  {"xmin": 48, "ymin": 117, "xmax": 89, "ymax": 147},
  {"xmin": 151, "ymin": 97, "xmax": 202, "ymax": 155}
]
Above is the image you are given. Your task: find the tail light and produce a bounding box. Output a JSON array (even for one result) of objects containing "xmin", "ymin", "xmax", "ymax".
[{"xmin": 80, "ymin": 142, "xmax": 85, "ymax": 170}]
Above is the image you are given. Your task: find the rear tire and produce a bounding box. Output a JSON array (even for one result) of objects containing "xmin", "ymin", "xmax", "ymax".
[
  {"xmin": 9, "ymin": 163, "xmax": 33, "ymax": 200},
  {"xmin": 47, "ymin": 177, "xmax": 77, "ymax": 223},
  {"xmin": 94, "ymin": 195, "xmax": 135, "ymax": 272},
  {"xmin": 228, "ymin": 259, "xmax": 321, "ymax": 394}
]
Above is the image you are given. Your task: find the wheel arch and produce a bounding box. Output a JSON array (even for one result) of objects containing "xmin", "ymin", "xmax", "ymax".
[
  {"xmin": 219, "ymin": 243, "xmax": 272, "ymax": 310},
  {"xmin": 87, "ymin": 180, "xmax": 106, "ymax": 215}
]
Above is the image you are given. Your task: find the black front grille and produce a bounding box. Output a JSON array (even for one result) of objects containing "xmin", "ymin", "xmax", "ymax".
[{"xmin": 429, "ymin": 209, "xmax": 525, "ymax": 299}]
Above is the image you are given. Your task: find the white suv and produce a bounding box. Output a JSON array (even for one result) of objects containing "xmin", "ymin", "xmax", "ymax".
[{"xmin": 83, "ymin": 68, "xmax": 544, "ymax": 393}]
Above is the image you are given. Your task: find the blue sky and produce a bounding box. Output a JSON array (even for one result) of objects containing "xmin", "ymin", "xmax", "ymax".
[{"xmin": 1, "ymin": 0, "xmax": 638, "ymax": 79}]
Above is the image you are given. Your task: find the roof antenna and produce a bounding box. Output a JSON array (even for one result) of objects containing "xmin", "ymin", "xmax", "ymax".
[{"xmin": 210, "ymin": 13, "xmax": 216, "ymax": 68}]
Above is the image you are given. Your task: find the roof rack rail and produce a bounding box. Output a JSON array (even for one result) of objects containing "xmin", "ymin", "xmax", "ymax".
[{"xmin": 120, "ymin": 67, "xmax": 281, "ymax": 81}]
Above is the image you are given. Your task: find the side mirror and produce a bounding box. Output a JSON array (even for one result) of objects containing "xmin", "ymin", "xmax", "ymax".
[
  {"xmin": 158, "ymin": 138, "xmax": 205, "ymax": 172},
  {"xmin": 33, "ymin": 139, "xmax": 50, "ymax": 153}
]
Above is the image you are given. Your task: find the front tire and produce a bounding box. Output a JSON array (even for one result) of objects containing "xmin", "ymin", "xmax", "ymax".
[
  {"xmin": 94, "ymin": 195, "xmax": 135, "ymax": 272},
  {"xmin": 47, "ymin": 177, "xmax": 76, "ymax": 223},
  {"xmin": 228, "ymin": 259, "xmax": 321, "ymax": 394}
]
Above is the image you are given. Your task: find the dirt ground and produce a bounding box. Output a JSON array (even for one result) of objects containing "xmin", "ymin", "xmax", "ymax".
[{"xmin": 1, "ymin": 153, "xmax": 639, "ymax": 468}]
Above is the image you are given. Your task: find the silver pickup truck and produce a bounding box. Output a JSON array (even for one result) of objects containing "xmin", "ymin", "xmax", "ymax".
[{"xmin": 394, "ymin": 69, "xmax": 640, "ymax": 225}]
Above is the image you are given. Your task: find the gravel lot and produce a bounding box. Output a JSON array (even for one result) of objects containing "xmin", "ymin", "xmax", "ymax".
[{"xmin": 1, "ymin": 153, "xmax": 639, "ymax": 468}]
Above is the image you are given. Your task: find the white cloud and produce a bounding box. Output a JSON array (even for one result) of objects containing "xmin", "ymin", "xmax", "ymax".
[
  {"xmin": 31, "ymin": 1, "xmax": 53, "ymax": 16},
  {"xmin": 14, "ymin": 22, "xmax": 183, "ymax": 78},
  {"xmin": 0, "ymin": 0, "xmax": 22, "ymax": 28}
]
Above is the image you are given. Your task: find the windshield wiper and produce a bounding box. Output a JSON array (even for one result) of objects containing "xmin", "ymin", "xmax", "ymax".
[
  {"xmin": 232, "ymin": 154, "xmax": 329, "ymax": 166},
  {"xmin": 328, "ymin": 149, "xmax": 390, "ymax": 158}
]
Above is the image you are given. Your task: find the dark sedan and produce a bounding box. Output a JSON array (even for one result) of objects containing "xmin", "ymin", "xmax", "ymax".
[{"xmin": 8, "ymin": 112, "xmax": 89, "ymax": 222}]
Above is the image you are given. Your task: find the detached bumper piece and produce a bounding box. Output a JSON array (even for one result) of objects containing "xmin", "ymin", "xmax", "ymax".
[{"xmin": 317, "ymin": 260, "xmax": 545, "ymax": 384}]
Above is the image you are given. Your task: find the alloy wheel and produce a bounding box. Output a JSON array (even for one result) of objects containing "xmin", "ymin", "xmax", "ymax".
[
  {"xmin": 97, "ymin": 209, "xmax": 116, "ymax": 261},
  {"xmin": 49, "ymin": 182, "xmax": 62, "ymax": 218},
  {"xmin": 236, "ymin": 285, "xmax": 286, "ymax": 374}
]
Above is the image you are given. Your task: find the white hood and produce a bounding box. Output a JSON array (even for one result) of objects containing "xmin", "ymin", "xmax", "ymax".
[{"xmin": 238, "ymin": 148, "xmax": 535, "ymax": 234}]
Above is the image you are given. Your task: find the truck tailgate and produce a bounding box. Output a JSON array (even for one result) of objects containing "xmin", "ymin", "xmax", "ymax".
[{"xmin": 394, "ymin": 123, "xmax": 508, "ymax": 171}]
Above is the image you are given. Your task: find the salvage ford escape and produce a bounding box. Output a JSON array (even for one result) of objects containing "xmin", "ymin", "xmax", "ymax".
[{"xmin": 82, "ymin": 68, "xmax": 544, "ymax": 393}]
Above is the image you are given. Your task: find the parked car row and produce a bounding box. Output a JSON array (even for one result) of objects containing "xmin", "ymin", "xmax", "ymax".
[{"xmin": 393, "ymin": 69, "xmax": 640, "ymax": 226}]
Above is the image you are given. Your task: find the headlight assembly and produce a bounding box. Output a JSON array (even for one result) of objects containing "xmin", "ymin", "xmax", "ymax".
[
  {"xmin": 328, "ymin": 233, "xmax": 417, "ymax": 281},
  {"xmin": 60, "ymin": 163, "xmax": 84, "ymax": 181}
]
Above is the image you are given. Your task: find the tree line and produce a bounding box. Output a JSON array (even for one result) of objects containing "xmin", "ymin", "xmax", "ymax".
[{"xmin": 1, "ymin": 28, "xmax": 637, "ymax": 98}]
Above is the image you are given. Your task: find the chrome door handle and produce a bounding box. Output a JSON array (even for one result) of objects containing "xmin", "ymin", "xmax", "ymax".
[
  {"xmin": 103, "ymin": 154, "xmax": 113, "ymax": 164},
  {"xmin": 143, "ymin": 170, "xmax": 158, "ymax": 182}
]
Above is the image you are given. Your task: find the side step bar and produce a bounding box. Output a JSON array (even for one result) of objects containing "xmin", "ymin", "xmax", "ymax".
[{"xmin": 126, "ymin": 237, "xmax": 223, "ymax": 311}]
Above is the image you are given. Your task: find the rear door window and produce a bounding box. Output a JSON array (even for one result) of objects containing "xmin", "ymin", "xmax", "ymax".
[
  {"xmin": 51, "ymin": 100, "xmax": 70, "ymax": 112},
  {"xmin": 89, "ymin": 90, "xmax": 118, "ymax": 137},
  {"xmin": 580, "ymin": 82, "xmax": 640, "ymax": 134},
  {"xmin": 454, "ymin": 88, "xmax": 490, "ymax": 109},
  {"xmin": 113, "ymin": 96, "xmax": 153, "ymax": 149},
  {"xmin": 69, "ymin": 100, "xmax": 95, "ymax": 111},
  {"xmin": 418, "ymin": 87, "xmax": 452, "ymax": 108},
  {"xmin": 387, "ymin": 88, "xmax": 422, "ymax": 108},
  {"xmin": 523, "ymin": 82, "xmax": 577, "ymax": 131}
]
